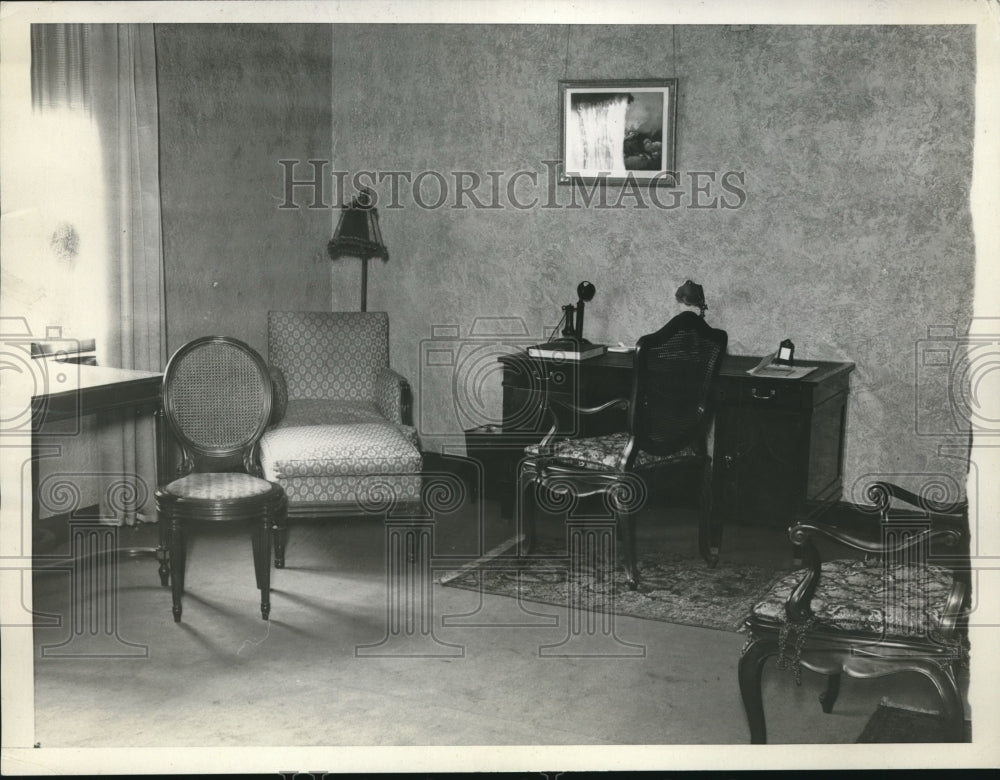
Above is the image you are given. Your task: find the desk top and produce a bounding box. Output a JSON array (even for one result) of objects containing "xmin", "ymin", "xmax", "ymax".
[
  {"xmin": 501, "ymin": 350, "xmax": 855, "ymax": 384},
  {"xmin": 26, "ymin": 363, "xmax": 162, "ymax": 424}
]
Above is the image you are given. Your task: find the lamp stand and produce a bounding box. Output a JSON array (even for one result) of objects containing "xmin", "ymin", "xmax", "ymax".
[{"xmin": 360, "ymin": 257, "xmax": 368, "ymax": 312}]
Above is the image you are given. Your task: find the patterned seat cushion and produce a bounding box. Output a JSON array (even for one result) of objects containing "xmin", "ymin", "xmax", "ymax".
[
  {"xmin": 161, "ymin": 472, "xmax": 276, "ymax": 501},
  {"xmin": 273, "ymin": 473, "xmax": 422, "ymax": 506},
  {"xmin": 525, "ymin": 432, "xmax": 698, "ymax": 471},
  {"xmin": 260, "ymin": 423, "xmax": 422, "ymax": 479},
  {"xmin": 272, "ymin": 399, "xmax": 388, "ymax": 429},
  {"xmin": 752, "ymin": 558, "xmax": 958, "ymax": 639}
]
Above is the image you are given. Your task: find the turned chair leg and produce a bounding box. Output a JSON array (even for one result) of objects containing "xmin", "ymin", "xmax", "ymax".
[
  {"xmin": 157, "ymin": 517, "xmax": 171, "ymax": 587},
  {"xmin": 617, "ymin": 510, "xmax": 640, "ymax": 590},
  {"xmin": 273, "ymin": 518, "xmax": 287, "ymax": 569},
  {"xmin": 251, "ymin": 516, "xmax": 272, "ymax": 621},
  {"xmin": 698, "ymin": 459, "xmax": 721, "ymax": 568},
  {"xmin": 819, "ymin": 674, "xmax": 841, "ymax": 714},
  {"xmin": 738, "ymin": 637, "xmax": 777, "ymax": 744},
  {"xmin": 169, "ymin": 518, "xmax": 186, "ymax": 623}
]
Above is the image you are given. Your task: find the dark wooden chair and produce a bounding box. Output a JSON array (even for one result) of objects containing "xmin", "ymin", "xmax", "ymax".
[
  {"xmin": 517, "ymin": 310, "xmax": 729, "ymax": 588},
  {"xmin": 739, "ymin": 481, "xmax": 969, "ymax": 743},
  {"xmin": 155, "ymin": 336, "xmax": 287, "ymax": 622}
]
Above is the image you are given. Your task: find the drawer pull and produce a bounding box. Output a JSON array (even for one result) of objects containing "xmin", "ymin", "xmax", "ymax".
[{"xmin": 750, "ymin": 387, "xmax": 776, "ymax": 400}]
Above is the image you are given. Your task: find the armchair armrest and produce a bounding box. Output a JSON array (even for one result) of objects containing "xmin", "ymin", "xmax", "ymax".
[
  {"xmin": 376, "ymin": 367, "xmax": 413, "ymax": 426},
  {"xmin": 866, "ymin": 480, "xmax": 967, "ymax": 520},
  {"xmin": 538, "ymin": 396, "xmax": 630, "ymax": 447}
]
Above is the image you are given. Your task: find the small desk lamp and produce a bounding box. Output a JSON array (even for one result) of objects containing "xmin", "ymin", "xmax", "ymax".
[{"xmin": 327, "ymin": 187, "xmax": 389, "ymax": 311}]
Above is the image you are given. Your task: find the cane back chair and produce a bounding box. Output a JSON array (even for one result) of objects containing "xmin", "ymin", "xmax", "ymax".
[
  {"xmin": 518, "ymin": 310, "xmax": 728, "ymax": 588},
  {"xmin": 739, "ymin": 481, "xmax": 969, "ymax": 743},
  {"xmin": 156, "ymin": 336, "xmax": 287, "ymax": 622}
]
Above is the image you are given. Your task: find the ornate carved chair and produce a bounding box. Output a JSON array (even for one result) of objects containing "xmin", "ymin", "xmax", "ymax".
[
  {"xmin": 517, "ymin": 310, "xmax": 728, "ymax": 588},
  {"xmin": 739, "ymin": 481, "xmax": 969, "ymax": 743},
  {"xmin": 258, "ymin": 311, "xmax": 422, "ymax": 527},
  {"xmin": 155, "ymin": 337, "xmax": 287, "ymax": 622}
]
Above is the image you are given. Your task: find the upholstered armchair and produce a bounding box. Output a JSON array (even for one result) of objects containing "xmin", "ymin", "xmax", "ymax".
[
  {"xmin": 739, "ymin": 482, "xmax": 969, "ymax": 743},
  {"xmin": 258, "ymin": 311, "xmax": 423, "ymax": 527}
]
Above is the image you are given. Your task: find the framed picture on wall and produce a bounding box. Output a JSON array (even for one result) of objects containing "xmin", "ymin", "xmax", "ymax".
[{"xmin": 558, "ymin": 79, "xmax": 678, "ymax": 187}]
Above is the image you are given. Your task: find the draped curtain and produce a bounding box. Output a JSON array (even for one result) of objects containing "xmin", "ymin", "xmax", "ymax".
[
  {"xmin": 31, "ymin": 24, "xmax": 166, "ymax": 525},
  {"xmin": 566, "ymin": 95, "xmax": 630, "ymax": 173}
]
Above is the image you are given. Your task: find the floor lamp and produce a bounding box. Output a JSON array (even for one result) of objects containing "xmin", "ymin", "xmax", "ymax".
[{"xmin": 327, "ymin": 187, "xmax": 389, "ymax": 311}]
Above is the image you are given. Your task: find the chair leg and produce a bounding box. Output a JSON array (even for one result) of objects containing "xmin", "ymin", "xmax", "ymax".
[
  {"xmin": 251, "ymin": 516, "xmax": 272, "ymax": 621},
  {"xmin": 738, "ymin": 636, "xmax": 777, "ymax": 744},
  {"xmin": 617, "ymin": 510, "xmax": 640, "ymax": 590},
  {"xmin": 518, "ymin": 470, "xmax": 536, "ymax": 556},
  {"xmin": 273, "ymin": 518, "xmax": 287, "ymax": 569},
  {"xmin": 698, "ymin": 459, "xmax": 720, "ymax": 568},
  {"xmin": 919, "ymin": 661, "xmax": 966, "ymax": 742},
  {"xmin": 157, "ymin": 517, "xmax": 170, "ymax": 587},
  {"xmin": 169, "ymin": 518, "xmax": 186, "ymax": 623},
  {"xmin": 819, "ymin": 673, "xmax": 841, "ymax": 714}
]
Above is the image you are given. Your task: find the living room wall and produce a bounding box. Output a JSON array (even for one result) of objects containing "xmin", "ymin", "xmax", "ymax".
[
  {"xmin": 324, "ymin": 24, "xmax": 976, "ymax": 502},
  {"xmin": 157, "ymin": 24, "xmax": 333, "ymax": 357}
]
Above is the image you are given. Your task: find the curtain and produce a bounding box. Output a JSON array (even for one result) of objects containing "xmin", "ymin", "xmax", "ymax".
[
  {"xmin": 31, "ymin": 24, "xmax": 166, "ymax": 525},
  {"xmin": 566, "ymin": 95, "xmax": 630, "ymax": 173},
  {"xmin": 31, "ymin": 24, "xmax": 92, "ymax": 112}
]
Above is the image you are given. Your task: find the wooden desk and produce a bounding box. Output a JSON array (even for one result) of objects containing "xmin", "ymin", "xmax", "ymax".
[
  {"xmin": 488, "ymin": 351, "xmax": 854, "ymax": 536},
  {"xmin": 31, "ymin": 363, "xmax": 162, "ymax": 423},
  {"xmin": 29, "ymin": 363, "xmax": 162, "ymax": 523}
]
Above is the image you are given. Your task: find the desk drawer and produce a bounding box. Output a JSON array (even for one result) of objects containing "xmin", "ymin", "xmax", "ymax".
[
  {"xmin": 503, "ymin": 360, "xmax": 575, "ymax": 394},
  {"xmin": 715, "ymin": 377, "xmax": 814, "ymax": 409}
]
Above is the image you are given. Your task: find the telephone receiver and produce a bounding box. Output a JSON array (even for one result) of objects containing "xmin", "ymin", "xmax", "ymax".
[{"xmin": 559, "ymin": 281, "xmax": 596, "ymax": 342}]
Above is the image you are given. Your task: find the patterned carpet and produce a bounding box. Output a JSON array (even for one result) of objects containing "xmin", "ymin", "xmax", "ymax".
[
  {"xmin": 856, "ymin": 701, "xmax": 972, "ymax": 743},
  {"xmin": 440, "ymin": 538, "xmax": 789, "ymax": 632}
]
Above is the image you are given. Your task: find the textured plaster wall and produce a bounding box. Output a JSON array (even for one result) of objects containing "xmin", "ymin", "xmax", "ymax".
[
  {"xmin": 157, "ymin": 24, "xmax": 333, "ymax": 357},
  {"xmin": 329, "ymin": 24, "xmax": 976, "ymax": 500}
]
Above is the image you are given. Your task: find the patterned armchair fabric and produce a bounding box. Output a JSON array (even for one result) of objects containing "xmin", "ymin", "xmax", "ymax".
[
  {"xmin": 751, "ymin": 558, "xmax": 958, "ymax": 639},
  {"xmin": 267, "ymin": 310, "xmax": 412, "ymax": 429},
  {"xmin": 525, "ymin": 432, "xmax": 698, "ymax": 472},
  {"xmin": 376, "ymin": 367, "xmax": 411, "ymax": 425},
  {"xmin": 269, "ymin": 311, "xmax": 390, "ymax": 402}
]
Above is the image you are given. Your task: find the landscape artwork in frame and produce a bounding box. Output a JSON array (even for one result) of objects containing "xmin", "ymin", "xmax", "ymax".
[{"xmin": 559, "ymin": 79, "xmax": 677, "ymax": 187}]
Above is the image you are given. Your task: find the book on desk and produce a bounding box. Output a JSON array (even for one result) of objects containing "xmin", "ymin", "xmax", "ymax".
[{"xmin": 526, "ymin": 338, "xmax": 607, "ymax": 361}]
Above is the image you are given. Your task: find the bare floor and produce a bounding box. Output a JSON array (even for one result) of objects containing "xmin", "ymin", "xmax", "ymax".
[{"xmin": 29, "ymin": 462, "xmax": 969, "ymax": 753}]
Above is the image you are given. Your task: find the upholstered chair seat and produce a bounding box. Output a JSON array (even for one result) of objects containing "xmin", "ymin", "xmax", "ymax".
[
  {"xmin": 160, "ymin": 472, "xmax": 278, "ymax": 501},
  {"xmin": 260, "ymin": 423, "xmax": 422, "ymax": 507},
  {"xmin": 525, "ymin": 432, "xmax": 699, "ymax": 472},
  {"xmin": 751, "ymin": 558, "xmax": 959, "ymax": 640}
]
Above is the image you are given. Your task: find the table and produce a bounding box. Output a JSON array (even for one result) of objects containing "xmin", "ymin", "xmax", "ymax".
[
  {"xmin": 30, "ymin": 363, "xmax": 163, "ymax": 524},
  {"xmin": 485, "ymin": 350, "xmax": 854, "ymax": 536}
]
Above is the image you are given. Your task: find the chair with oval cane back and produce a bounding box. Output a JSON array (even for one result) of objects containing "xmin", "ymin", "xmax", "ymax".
[{"xmin": 156, "ymin": 336, "xmax": 287, "ymax": 622}]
